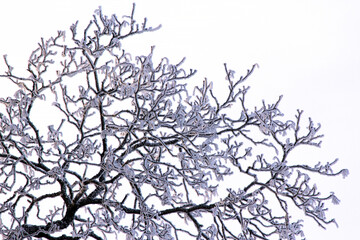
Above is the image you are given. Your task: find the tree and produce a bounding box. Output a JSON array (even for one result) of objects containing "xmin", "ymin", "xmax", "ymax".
[{"xmin": 0, "ymin": 5, "xmax": 348, "ymax": 240}]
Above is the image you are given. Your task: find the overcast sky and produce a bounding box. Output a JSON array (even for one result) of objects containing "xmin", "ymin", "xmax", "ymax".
[{"xmin": 0, "ymin": 0, "xmax": 359, "ymax": 239}]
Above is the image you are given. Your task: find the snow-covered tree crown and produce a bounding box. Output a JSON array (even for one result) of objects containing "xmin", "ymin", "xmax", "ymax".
[{"xmin": 0, "ymin": 5, "xmax": 348, "ymax": 240}]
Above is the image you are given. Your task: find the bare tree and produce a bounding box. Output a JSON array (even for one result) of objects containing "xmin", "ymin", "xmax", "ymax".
[{"xmin": 0, "ymin": 5, "xmax": 348, "ymax": 240}]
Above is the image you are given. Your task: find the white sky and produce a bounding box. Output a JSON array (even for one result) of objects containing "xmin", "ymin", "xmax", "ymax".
[{"xmin": 0, "ymin": 0, "xmax": 359, "ymax": 239}]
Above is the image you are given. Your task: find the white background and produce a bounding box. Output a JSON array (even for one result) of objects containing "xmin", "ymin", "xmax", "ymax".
[{"xmin": 0, "ymin": 0, "xmax": 359, "ymax": 239}]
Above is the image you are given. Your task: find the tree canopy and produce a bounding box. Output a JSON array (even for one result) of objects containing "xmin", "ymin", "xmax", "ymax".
[{"xmin": 0, "ymin": 5, "xmax": 348, "ymax": 240}]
